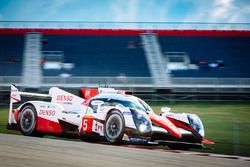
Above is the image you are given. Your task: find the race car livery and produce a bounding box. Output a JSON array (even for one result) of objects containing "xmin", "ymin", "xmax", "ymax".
[{"xmin": 8, "ymin": 85, "xmax": 214, "ymax": 149}]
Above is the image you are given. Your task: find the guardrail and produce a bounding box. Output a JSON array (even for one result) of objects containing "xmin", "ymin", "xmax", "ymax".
[
  {"xmin": 0, "ymin": 76, "xmax": 21, "ymax": 84},
  {"xmin": 0, "ymin": 21, "xmax": 250, "ymax": 30},
  {"xmin": 42, "ymin": 76, "xmax": 153, "ymax": 87},
  {"xmin": 171, "ymin": 78, "xmax": 250, "ymax": 88}
]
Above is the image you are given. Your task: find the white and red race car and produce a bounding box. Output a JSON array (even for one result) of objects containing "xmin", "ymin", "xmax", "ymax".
[{"xmin": 8, "ymin": 85, "xmax": 214, "ymax": 149}]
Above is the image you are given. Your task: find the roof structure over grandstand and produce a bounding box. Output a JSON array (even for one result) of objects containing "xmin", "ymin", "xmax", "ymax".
[
  {"xmin": 1, "ymin": 27, "xmax": 250, "ymax": 36},
  {"xmin": 0, "ymin": 21, "xmax": 250, "ymax": 30}
]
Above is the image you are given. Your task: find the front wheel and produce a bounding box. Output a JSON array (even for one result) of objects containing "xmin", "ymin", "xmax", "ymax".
[
  {"xmin": 104, "ymin": 110, "xmax": 125, "ymax": 144},
  {"xmin": 19, "ymin": 105, "xmax": 39, "ymax": 136}
]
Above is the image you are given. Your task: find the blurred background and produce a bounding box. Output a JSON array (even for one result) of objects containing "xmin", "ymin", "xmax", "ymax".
[{"xmin": 0, "ymin": 0, "xmax": 250, "ymax": 157}]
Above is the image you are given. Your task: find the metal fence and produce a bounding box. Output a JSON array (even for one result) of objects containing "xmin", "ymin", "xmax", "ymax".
[
  {"xmin": 170, "ymin": 78, "xmax": 250, "ymax": 88},
  {"xmin": 1, "ymin": 76, "xmax": 250, "ymax": 88},
  {"xmin": 1, "ymin": 76, "xmax": 250, "ymax": 104}
]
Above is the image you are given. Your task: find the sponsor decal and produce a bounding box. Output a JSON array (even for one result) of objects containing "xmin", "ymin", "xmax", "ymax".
[
  {"xmin": 123, "ymin": 111, "xmax": 131, "ymax": 115},
  {"xmin": 85, "ymin": 90, "xmax": 90, "ymax": 97},
  {"xmin": 40, "ymin": 105, "xmax": 56, "ymax": 109},
  {"xmin": 82, "ymin": 116, "xmax": 94, "ymax": 132},
  {"xmin": 56, "ymin": 95, "xmax": 73, "ymax": 101},
  {"xmin": 94, "ymin": 122, "xmax": 103, "ymax": 132},
  {"xmin": 55, "ymin": 95, "xmax": 74, "ymax": 105},
  {"xmin": 11, "ymin": 88, "xmax": 20, "ymax": 102},
  {"xmin": 47, "ymin": 105, "xmax": 56, "ymax": 109},
  {"xmin": 129, "ymin": 136, "xmax": 150, "ymax": 143},
  {"xmin": 92, "ymin": 120, "xmax": 104, "ymax": 135},
  {"xmin": 39, "ymin": 109, "xmax": 56, "ymax": 116}
]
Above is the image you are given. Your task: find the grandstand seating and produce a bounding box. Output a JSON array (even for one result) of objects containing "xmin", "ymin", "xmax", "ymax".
[
  {"xmin": 1, "ymin": 29, "xmax": 250, "ymax": 78},
  {"xmin": 159, "ymin": 36, "xmax": 250, "ymax": 77},
  {"xmin": 0, "ymin": 32, "xmax": 150, "ymax": 77},
  {"xmin": 0, "ymin": 35, "xmax": 24, "ymax": 76},
  {"xmin": 42, "ymin": 35, "xmax": 150, "ymax": 77}
]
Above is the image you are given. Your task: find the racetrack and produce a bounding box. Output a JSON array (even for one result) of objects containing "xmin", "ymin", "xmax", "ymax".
[{"xmin": 0, "ymin": 134, "xmax": 249, "ymax": 167}]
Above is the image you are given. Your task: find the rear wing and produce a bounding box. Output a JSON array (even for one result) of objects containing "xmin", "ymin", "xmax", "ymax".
[
  {"xmin": 8, "ymin": 85, "xmax": 51, "ymax": 125},
  {"xmin": 10, "ymin": 85, "xmax": 50, "ymax": 103}
]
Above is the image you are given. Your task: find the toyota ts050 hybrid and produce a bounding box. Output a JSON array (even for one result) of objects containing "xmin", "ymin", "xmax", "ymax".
[{"xmin": 8, "ymin": 85, "xmax": 214, "ymax": 149}]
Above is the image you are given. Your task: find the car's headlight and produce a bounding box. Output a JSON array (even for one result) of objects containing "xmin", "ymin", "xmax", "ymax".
[
  {"xmin": 187, "ymin": 114, "xmax": 205, "ymax": 137},
  {"xmin": 130, "ymin": 108, "xmax": 152, "ymax": 134}
]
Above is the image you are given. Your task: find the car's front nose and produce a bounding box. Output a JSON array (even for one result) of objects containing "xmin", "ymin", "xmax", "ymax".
[{"xmin": 149, "ymin": 113, "xmax": 182, "ymax": 139}]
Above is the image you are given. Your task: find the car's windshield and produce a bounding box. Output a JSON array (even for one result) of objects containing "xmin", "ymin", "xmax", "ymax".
[
  {"xmin": 137, "ymin": 98, "xmax": 154, "ymax": 113},
  {"xmin": 92, "ymin": 93, "xmax": 154, "ymax": 114},
  {"xmin": 122, "ymin": 97, "xmax": 154, "ymax": 114}
]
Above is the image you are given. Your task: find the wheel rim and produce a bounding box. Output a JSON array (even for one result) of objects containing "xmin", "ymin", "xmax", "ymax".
[
  {"xmin": 105, "ymin": 114, "xmax": 122, "ymax": 140},
  {"xmin": 20, "ymin": 108, "xmax": 35, "ymax": 133}
]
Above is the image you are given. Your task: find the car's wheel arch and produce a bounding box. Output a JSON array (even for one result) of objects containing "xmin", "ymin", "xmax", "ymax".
[
  {"xmin": 18, "ymin": 102, "xmax": 38, "ymax": 123},
  {"xmin": 105, "ymin": 108, "xmax": 123, "ymax": 119}
]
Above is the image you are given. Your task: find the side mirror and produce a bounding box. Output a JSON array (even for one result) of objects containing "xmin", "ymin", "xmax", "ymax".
[{"xmin": 160, "ymin": 107, "xmax": 171, "ymax": 115}]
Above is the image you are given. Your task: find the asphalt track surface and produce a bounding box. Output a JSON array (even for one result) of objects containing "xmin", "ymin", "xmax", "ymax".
[{"xmin": 0, "ymin": 134, "xmax": 249, "ymax": 167}]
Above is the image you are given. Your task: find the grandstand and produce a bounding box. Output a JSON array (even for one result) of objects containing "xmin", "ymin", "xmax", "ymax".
[
  {"xmin": 0, "ymin": 34, "xmax": 23, "ymax": 76},
  {"xmin": 42, "ymin": 33, "xmax": 150, "ymax": 77},
  {"xmin": 160, "ymin": 35, "xmax": 250, "ymax": 78},
  {"xmin": 0, "ymin": 23, "xmax": 250, "ymax": 101}
]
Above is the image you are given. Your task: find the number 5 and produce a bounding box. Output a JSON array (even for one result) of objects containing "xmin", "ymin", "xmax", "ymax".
[{"xmin": 83, "ymin": 119, "xmax": 88, "ymax": 131}]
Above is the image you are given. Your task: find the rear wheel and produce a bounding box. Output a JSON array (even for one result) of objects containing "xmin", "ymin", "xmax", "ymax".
[
  {"xmin": 104, "ymin": 110, "xmax": 125, "ymax": 144},
  {"xmin": 19, "ymin": 105, "xmax": 40, "ymax": 136}
]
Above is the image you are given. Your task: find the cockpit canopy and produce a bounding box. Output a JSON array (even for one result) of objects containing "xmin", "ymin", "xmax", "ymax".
[{"xmin": 90, "ymin": 93, "xmax": 153, "ymax": 114}]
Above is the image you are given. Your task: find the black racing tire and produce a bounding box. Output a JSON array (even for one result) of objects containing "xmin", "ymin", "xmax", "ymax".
[
  {"xmin": 104, "ymin": 110, "xmax": 125, "ymax": 144},
  {"xmin": 19, "ymin": 105, "xmax": 40, "ymax": 136},
  {"xmin": 167, "ymin": 143, "xmax": 191, "ymax": 150}
]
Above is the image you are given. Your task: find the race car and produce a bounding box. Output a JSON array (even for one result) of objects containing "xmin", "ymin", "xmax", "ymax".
[{"xmin": 8, "ymin": 85, "xmax": 214, "ymax": 149}]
